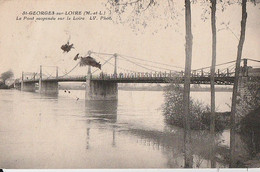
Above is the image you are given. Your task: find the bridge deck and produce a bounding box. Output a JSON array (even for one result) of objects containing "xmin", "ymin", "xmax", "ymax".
[{"xmin": 18, "ymin": 75, "xmax": 236, "ymax": 85}]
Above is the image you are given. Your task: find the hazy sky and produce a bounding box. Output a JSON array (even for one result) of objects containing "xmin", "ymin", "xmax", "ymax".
[{"xmin": 0, "ymin": 0, "xmax": 259, "ymax": 78}]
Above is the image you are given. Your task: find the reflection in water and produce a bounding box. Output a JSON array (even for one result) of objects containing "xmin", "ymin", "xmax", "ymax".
[
  {"xmin": 82, "ymin": 93, "xmax": 230, "ymax": 168},
  {"xmin": 86, "ymin": 128, "xmax": 90, "ymax": 150},
  {"xmin": 84, "ymin": 100, "xmax": 118, "ymax": 151},
  {"xmin": 85, "ymin": 100, "xmax": 118, "ymax": 123},
  {"xmin": 120, "ymin": 126, "xmax": 230, "ymax": 168},
  {"xmin": 85, "ymin": 127, "xmax": 117, "ymax": 150},
  {"xmin": 112, "ymin": 129, "xmax": 116, "ymax": 147},
  {"xmin": 37, "ymin": 91, "xmax": 59, "ymax": 98},
  {"xmin": 0, "ymin": 90, "xmax": 235, "ymax": 168}
]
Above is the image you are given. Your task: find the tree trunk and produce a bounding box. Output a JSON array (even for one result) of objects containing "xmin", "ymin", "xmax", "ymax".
[
  {"xmin": 210, "ymin": 0, "xmax": 216, "ymax": 168},
  {"xmin": 183, "ymin": 0, "xmax": 193, "ymax": 168},
  {"xmin": 230, "ymin": 0, "xmax": 247, "ymax": 168}
]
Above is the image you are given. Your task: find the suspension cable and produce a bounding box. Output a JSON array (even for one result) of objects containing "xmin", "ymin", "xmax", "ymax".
[
  {"xmin": 42, "ymin": 65, "xmax": 57, "ymax": 68},
  {"xmin": 193, "ymin": 60, "xmax": 236, "ymax": 71},
  {"xmin": 119, "ymin": 55, "xmax": 159, "ymax": 72},
  {"xmin": 94, "ymin": 54, "xmax": 140, "ymax": 73},
  {"xmin": 43, "ymin": 70, "xmax": 54, "ymax": 79},
  {"xmin": 91, "ymin": 51, "xmax": 114, "ymax": 56},
  {"xmin": 59, "ymin": 62, "xmax": 80, "ymax": 78},
  {"xmin": 245, "ymin": 58, "xmax": 260, "ymax": 63},
  {"xmin": 91, "ymin": 55, "xmax": 115, "ymax": 74},
  {"xmin": 118, "ymin": 53, "xmax": 184, "ymax": 69},
  {"xmin": 117, "ymin": 55, "xmax": 179, "ymax": 72}
]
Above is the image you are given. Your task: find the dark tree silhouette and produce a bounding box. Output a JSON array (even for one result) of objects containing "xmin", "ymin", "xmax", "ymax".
[
  {"xmin": 106, "ymin": 0, "xmax": 194, "ymax": 167},
  {"xmin": 0, "ymin": 70, "xmax": 14, "ymax": 84},
  {"xmin": 230, "ymin": 0, "xmax": 247, "ymax": 167},
  {"xmin": 183, "ymin": 0, "xmax": 193, "ymax": 168},
  {"xmin": 209, "ymin": 0, "xmax": 217, "ymax": 168}
]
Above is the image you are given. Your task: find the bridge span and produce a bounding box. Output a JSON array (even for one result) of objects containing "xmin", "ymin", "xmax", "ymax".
[
  {"xmin": 14, "ymin": 56, "xmax": 260, "ymax": 100},
  {"xmin": 19, "ymin": 74, "xmax": 235, "ymax": 85}
]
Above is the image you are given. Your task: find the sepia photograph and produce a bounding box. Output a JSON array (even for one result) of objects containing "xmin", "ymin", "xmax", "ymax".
[{"xmin": 0, "ymin": 0, "xmax": 260, "ymax": 170}]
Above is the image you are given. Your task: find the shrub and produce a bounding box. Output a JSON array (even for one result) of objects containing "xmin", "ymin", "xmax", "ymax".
[
  {"xmin": 240, "ymin": 106, "xmax": 260, "ymax": 158},
  {"xmin": 162, "ymin": 83, "xmax": 229, "ymax": 132}
]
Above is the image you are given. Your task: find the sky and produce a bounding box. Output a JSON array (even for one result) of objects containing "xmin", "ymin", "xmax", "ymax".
[{"xmin": 0, "ymin": 0, "xmax": 259, "ymax": 78}]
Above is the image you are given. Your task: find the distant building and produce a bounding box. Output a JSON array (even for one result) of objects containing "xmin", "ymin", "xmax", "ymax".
[{"xmin": 5, "ymin": 78, "xmax": 15, "ymax": 86}]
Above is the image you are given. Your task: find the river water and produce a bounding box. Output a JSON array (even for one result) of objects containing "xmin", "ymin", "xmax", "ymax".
[{"xmin": 0, "ymin": 89, "xmax": 232, "ymax": 168}]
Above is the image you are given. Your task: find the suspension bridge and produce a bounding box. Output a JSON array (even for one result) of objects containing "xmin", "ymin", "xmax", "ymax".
[{"xmin": 14, "ymin": 52, "xmax": 260, "ymax": 100}]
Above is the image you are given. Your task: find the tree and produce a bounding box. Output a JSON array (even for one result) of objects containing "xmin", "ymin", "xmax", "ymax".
[
  {"xmin": 0, "ymin": 70, "xmax": 14, "ymax": 84},
  {"xmin": 209, "ymin": 0, "xmax": 217, "ymax": 168},
  {"xmin": 183, "ymin": 0, "xmax": 193, "ymax": 168},
  {"xmin": 107, "ymin": 0, "xmax": 194, "ymax": 167},
  {"xmin": 201, "ymin": 0, "xmax": 258, "ymax": 167},
  {"xmin": 230, "ymin": 0, "xmax": 247, "ymax": 167}
]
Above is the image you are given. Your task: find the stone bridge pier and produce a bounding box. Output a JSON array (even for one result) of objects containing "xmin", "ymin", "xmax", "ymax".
[
  {"xmin": 237, "ymin": 59, "xmax": 260, "ymax": 117},
  {"xmin": 39, "ymin": 80, "xmax": 59, "ymax": 94},
  {"xmin": 21, "ymin": 82, "xmax": 36, "ymax": 92},
  {"xmin": 85, "ymin": 81, "xmax": 118, "ymax": 100},
  {"xmin": 38, "ymin": 66, "xmax": 59, "ymax": 95},
  {"xmin": 85, "ymin": 66, "xmax": 118, "ymax": 100},
  {"xmin": 238, "ymin": 59, "xmax": 260, "ymax": 99},
  {"xmin": 20, "ymin": 72, "xmax": 36, "ymax": 92}
]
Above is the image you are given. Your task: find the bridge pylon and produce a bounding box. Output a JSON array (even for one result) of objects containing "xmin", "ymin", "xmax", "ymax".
[
  {"xmin": 56, "ymin": 66, "xmax": 58, "ymax": 79},
  {"xmin": 87, "ymin": 66, "xmax": 91, "ymax": 76},
  {"xmin": 21, "ymin": 71, "xmax": 24, "ymax": 90},
  {"xmin": 114, "ymin": 53, "xmax": 117, "ymax": 77},
  {"xmin": 39, "ymin": 65, "xmax": 42, "ymax": 92},
  {"xmin": 38, "ymin": 65, "xmax": 58, "ymax": 95},
  {"xmin": 242, "ymin": 58, "xmax": 248, "ymax": 77},
  {"xmin": 21, "ymin": 71, "xmax": 36, "ymax": 92}
]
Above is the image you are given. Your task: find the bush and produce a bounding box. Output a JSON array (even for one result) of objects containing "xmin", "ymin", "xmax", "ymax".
[
  {"xmin": 162, "ymin": 83, "xmax": 229, "ymax": 132},
  {"xmin": 240, "ymin": 106, "xmax": 260, "ymax": 158}
]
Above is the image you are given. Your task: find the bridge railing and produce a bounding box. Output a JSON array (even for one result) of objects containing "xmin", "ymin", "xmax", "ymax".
[
  {"xmin": 20, "ymin": 68, "xmax": 237, "ymax": 83},
  {"xmin": 90, "ymin": 70, "xmax": 235, "ymax": 80},
  {"xmin": 91, "ymin": 72, "xmax": 184, "ymax": 80}
]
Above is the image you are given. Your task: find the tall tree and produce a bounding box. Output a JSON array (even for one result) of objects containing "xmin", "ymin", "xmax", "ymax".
[
  {"xmin": 183, "ymin": 0, "xmax": 193, "ymax": 168},
  {"xmin": 107, "ymin": 0, "xmax": 194, "ymax": 167},
  {"xmin": 209, "ymin": 0, "xmax": 216, "ymax": 168},
  {"xmin": 230, "ymin": 0, "xmax": 247, "ymax": 167}
]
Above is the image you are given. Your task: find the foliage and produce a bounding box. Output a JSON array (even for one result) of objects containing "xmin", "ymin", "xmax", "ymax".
[
  {"xmin": 233, "ymin": 78, "xmax": 260, "ymax": 164},
  {"xmin": 236, "ymin": 78, "xmax": 260, "ymax": 126},
  {"xmin": 162, "ymin": 83, "xmax": 229, "ymax": 132},
  {"xmin": 240, "ymin": 106, "xmax": 260, "ymax": 158},
  {"xmin": 0, "ymin": 70, "xmax": 14, "ymax": 83},
  {"xmin": 104, "ymin": 0, "xmax": 181, "ymax": 33}
]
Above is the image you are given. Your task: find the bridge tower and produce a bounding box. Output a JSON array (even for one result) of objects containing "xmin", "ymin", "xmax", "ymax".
[
  {"xmin": 39, "ymin": 65, "xmax": 42, "ymax": 91},
  {"xmin": 238, "ymin": 59, "xmax": 249, "ymax": 98},
  {"xmin": 21, "ymin": 71, "xmax": 36, "ymax": 92},
  {"xmin": 237, "ymin": 58, "xmax": 257, "ymax": 101},
  {"xmin": 56, "ymin": 66, "xmax": 59, "ymax": 78},
  {"xmin": 39, "ymin": 65, "xmax": 59, "ymax": 95},
  {"xmin": 85, "ymin": 65, "xmax": 92, "ymax": 100},
  {"xmin": 114, "ymin": 53, "xmax": 117, "ymax": 77},
  {"xmin": 21, "ymin": 71, "xmax": 24, "ymax": 91}
]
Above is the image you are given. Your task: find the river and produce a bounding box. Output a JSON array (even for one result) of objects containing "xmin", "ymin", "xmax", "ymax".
[{"xmin": 0, "ymin": 89, "xmax": 232, "ymax": 168}]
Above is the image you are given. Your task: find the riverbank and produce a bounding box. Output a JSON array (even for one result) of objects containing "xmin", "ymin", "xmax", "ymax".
[{"xmin": 244, "ymin": 154, "xmax": 260, "ymax": 168}]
